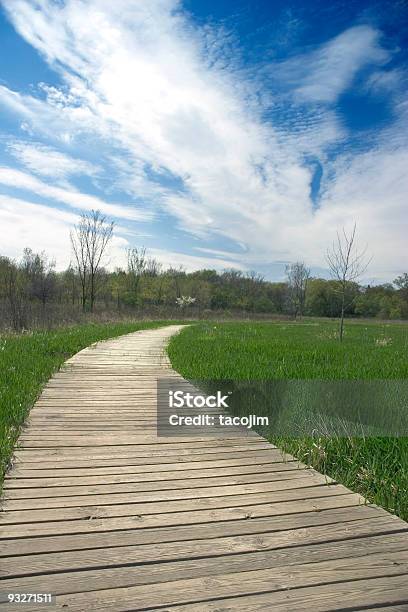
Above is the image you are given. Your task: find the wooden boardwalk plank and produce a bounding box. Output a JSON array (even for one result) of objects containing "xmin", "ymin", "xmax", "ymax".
[
  {"xmin": 0, "ymin": 493, "xmax": 370, "ymax": 538},
  {"xmin": 0, "ymin": 505, "xmax": 389, "ymax": 556},
  {"xmin": 1, "ymin": 536, "xmax": 407, "ymax": 600},
  {"xmin": 1, "ymin": 324, "xmax": 407, "ymax": 610},
  {"xmin": 2, "ymin": 516, "xmax": 407, "ymax": 578}
]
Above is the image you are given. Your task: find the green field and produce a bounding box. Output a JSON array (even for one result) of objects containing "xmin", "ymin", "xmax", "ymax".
[
  {"xmin": 168, "ymin": 320, "xmax": 408, "ymax": 520},
  {"xmin": 0, "ymin": 321, "xmax": 172, "ymax": 481}
]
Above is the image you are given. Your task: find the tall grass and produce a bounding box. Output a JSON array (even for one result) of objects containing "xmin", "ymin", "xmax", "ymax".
[{"xmin": 168, "ymin": 320, "xmax": 408, "ymax": 520}]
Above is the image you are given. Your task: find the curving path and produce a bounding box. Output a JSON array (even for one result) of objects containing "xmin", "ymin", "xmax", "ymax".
[{"xmin": 1, "ymin": 325, "xmax": 408, "ymax": 610}]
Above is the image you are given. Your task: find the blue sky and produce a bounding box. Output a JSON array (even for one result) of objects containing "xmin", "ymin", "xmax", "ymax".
[{"xmin": 0, "ymin": 0, "xmax": 407, "ymax": 281}]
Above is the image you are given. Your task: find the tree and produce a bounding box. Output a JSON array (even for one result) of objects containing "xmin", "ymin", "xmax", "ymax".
[
  {"xmin": 145, "ymin": 256, "xmax": 162, "ymax": 278},
  {"xmin": 285, "ymin": 261, "xmax": 311, "ymax": 318},
  {"xmin": 21, "ymin": 248, "xmax": 56, "ymax": 306},
  {"xmin": 267, "ymin": 282, "xmax": 287, "ymax": 313},
  {"xmin": 394, "ymin": 273, "xmax": 408, "ymax": 302},
  {"xmin": 326, "ymin": 224, "xmax": 370, "ymax": 341},
  {"xmin": 0, "ymin": 256, "xmax": 27, "ymax": 330},
  {"xmin": 62, "ymin": 265, "xmax": 80, "ymax": 306},
  {"xmin": 168, "ymin": 266, "xmax": 186, "ymax": 300},
  {"xmin": 70, "ymin": 210, "xmax": 114, "ymax": 311},
  {"xmin": 393, "ymin": 273, "xmax": 408, "ymax": 318},
  {"xmin": 126, "ymin": 247, "xmax": 147, "ymax": 305}
]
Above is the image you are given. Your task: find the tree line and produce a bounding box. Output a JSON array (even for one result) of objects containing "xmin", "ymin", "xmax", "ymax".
[{"xmin": 1, "ymin": 210, "xmax": 407, "ymax": 331}]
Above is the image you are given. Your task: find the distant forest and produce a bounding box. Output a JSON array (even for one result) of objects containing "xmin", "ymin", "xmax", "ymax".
[
  {"xmin": 1, "ymin": 211, "xmax": 407, "ymax": 330},
  {"xmin": 1, "ymin": 249, "xmax": 407, "ymax": 331}
]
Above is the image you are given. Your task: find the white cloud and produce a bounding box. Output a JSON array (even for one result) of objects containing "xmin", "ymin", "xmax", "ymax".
[
  {"xmin": 194, "ymin": 246, "xmax": 246, "ymax": 260},
  {"xmin": 149, "ymin": 248, "xmax": 244, "ymax": 272},
  {"xmin": 7, "ymin": 140, "xmax": 99, "ymax": 179},
  {"xmin": 0, "ymin": 194, "xmax": 135, "ymax": 272},
  {"xmin": 275, "ymin": 25, "xmax": 390, "ymax": 103},
  {"xmin": 315, "ymin": 146, "xmax": 408, "ymax": 281},
  {"xmin": 0, "ymin": 167, "xmax": 152, "ymax": 221},
  {"xmin": 0, "ymin": 195, "xmax": 76, "ymax": 267},
  {"xmin": 0, "ymin": 84, "xmax": 95, "ymax": 143},
  {"xmin": 0, "ymin": 1, "xmax": 406, "ymax": 279},
  {"xmin": 365, "ymin": 69, "xmax": 404, "ymax": 94}
]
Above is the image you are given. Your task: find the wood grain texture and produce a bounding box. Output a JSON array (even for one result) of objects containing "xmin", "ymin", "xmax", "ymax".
[{"xmin": 1, "ymin": 324, "xmax": 407, "ymax": 610}]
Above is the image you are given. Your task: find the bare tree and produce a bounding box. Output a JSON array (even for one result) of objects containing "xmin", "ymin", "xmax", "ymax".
[
  {"xmin": 145, "ymin": 256, "xmax": 162, "ymax": 278},
  {"xmin": 70, "ymin": 210, "xmax": 114, "ymax": 312},
  {"xmin": 70, "ymin": 221, "xmax": 88, "ymax": 311},
  {"xmin": 326, "ymin": 223, "xmax": 370, "ymax": 341},
  {"xmin": 285, "ymin": 261, "xmax": 311, "ymax": 319}
]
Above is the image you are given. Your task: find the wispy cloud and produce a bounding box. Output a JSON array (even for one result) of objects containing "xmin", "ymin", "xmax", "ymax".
[
  {"xmin": 7, "ymin": 140, "xmax": 99, "ymax": 179},
  {"xmin": 273, "ymin": 25, "xmax": 390, "ymax": 103},
  {"xmin": 0, "ymin": 194, "xmax": 136, "ymax": 269},
  {"xmin": 0, "ymin": 167, "xmax": 152, "ymax": 221},
  {"xmin": 0, "ymin": 194, "xmax": 77, "ymax": 266},
  {"xmin": 149, "ymin": 247, "xmax": 245, "ymax": 272}
]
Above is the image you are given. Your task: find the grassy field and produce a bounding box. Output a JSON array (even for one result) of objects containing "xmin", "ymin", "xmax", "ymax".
[
  {"xmin": 168, "ymin": 320, "xmax": 408, "ymax": 520},
  {"xmin": 0, "ymin": 321, "xmax": 171, "ymax": 481}
]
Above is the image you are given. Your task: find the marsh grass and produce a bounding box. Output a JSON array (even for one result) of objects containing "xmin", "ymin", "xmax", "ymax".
[{"xmin": 168, "ymin": 320, "xmax": 408, "ymax": 520}]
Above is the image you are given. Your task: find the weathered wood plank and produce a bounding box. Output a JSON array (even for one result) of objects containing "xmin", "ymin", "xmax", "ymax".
[
  {"xmin": 0, "ymin": 493, "xmax": 369, "ymax": 538},
  {"xmin": 0, "ymin": 534, "xmax": 407, "ymax": 597},
  {"xmin": 1, "ymin": 475, "xmax": 334, "ymax": 511},
  {"xmin": 2, "ymin": 517, "xmax": 406, "ymax": 579},
  {"xmin": 2, "ymin": 466, "xmax": 318, "ymax": 495},
  {"xmin": 0, "ymin": 484, "xmax": 352, "ymax": 523},
  {"xmin": 6, "ymin": 457, "xmax": 301, "ymax": 478},
  {"xmin": 11, "ymin": 448, "xmax": 283, "ymax": 465},
  {"xmin": 0, "ymin": 505, "xmax": 387, "ymax": 556}
]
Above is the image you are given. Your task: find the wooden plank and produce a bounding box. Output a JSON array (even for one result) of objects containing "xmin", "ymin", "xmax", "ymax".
[
  {"xmin": 13, "ymin": 443, "xmax": 279, "ymax": 455},
  {"xmin": 2, "ymin": 466, "xmax": 318, "ymax": 495},
  {"xmin": 8, "ymin": 453, "xmax": 300, "ymax": 472},
  {"xmin": 0, "ymin": 484, "xmax": 353, "ymax": 524},
  {"xmin": 0, "ymin": 533, "xmax": 406, "ymax": 597},
  {"xmin": 13, "ymin": 442, "xmax": 277, "ymax": 457},
  {"xmin": 2, "ymin": 516, "xmax": 406, "ymax": 579},
  {"xmin": 16, "ymin": 436, "xmax": 264, "ymax": 448},
  {"xmin": 0, "ymin": 505, "xmax": 387, "ymax": 556},
  {"xmin": 0, "ymin": 493, "xmax": 367, "ymax": 538},
  {"xmin": 1, "ymin": 475, "xmax": 334, "ymax": 511},
  {"xmin": 6, "ymin": 458, "xmax": 301, "ymax": 479}
]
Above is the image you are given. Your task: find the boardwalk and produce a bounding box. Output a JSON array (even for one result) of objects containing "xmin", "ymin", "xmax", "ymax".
[{"xmin": 1, "ymin": 325, "xmax": 408, "ymax": 611}]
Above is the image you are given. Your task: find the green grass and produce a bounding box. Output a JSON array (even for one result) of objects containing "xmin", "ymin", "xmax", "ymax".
[
  {"xmin": 168, "ymin": 320, "xmax": 408, "ymax": 520},
  {"xmin": 0, "ymin": 321, "xmax": 173, "ymax": 481}
]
